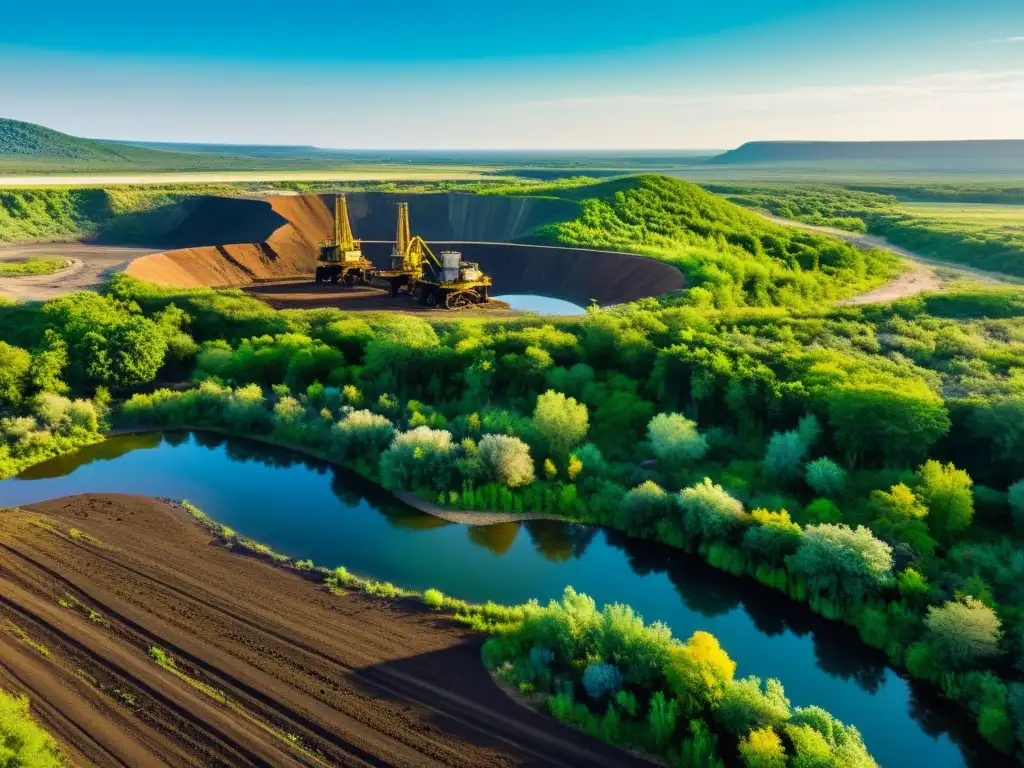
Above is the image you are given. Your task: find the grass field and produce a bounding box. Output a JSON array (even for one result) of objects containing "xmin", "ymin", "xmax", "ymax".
[
  {"xmin": 898, "ymin": 202, "xmax": 1024, "ymax": 224},
  {"xmin": 872, "ymin": 202, "xmax": 1024, "ymax": 275},
  {"xmin": 705, "ymin": 183, "xmax": 1024, "ymax": 277},
  {"xmin": 0, "ymin": 256, "xmax": 72, "ymax": 276}
]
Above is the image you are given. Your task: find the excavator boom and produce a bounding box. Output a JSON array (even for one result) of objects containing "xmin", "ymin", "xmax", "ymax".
[
  {"xmin": 314, "ymin": 192, "xmax": 371, "ymax": 284},
  {"xmin": 396, "ymin": 202, "xmax": 411, "ymax": 261},
  {"xmin": 334, "ymin": 193, "xmax": 356, "ymax": 251}
]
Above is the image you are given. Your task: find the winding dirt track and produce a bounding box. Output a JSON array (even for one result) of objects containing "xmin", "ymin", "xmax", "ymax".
[
  {"xmin": 0, "ymin": 243, "xmax": 160, "ymax": 301},
  {"xmin": 0, "ymin": 494, "xmax": 652, "ymax": 768},
  {"xmin": 752, "ymin": 211, "xmax": 1020, "ymax": 304}
]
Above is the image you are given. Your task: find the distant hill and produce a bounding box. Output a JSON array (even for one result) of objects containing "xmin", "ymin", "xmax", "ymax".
[
  {"xmin": 0, "ymin": 118, "xmax": 283, "ymax": 173},
  {"xmin": 120, "ymin": 141, "xmax": 370, "ymax": 162},
  {"xmin": 709, "ymin": 140, "xmax": 1024, "ymax": 171},
  {"xmin": 0, "ymin": 118, "xmax": 201, "ymax": 164},
  {"xmin": 0, "ymin": 119, "xmax": 424, "ymax": 174}
]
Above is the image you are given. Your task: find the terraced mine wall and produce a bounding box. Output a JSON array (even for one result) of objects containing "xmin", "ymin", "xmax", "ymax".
[{"xmin": 124, "ymin": 193, "xmax": 684, "ymax": 305}]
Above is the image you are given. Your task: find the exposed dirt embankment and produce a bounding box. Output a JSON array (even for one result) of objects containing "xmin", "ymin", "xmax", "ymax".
[
  {"xmin": 125, "ymin": 195, "xmax": 326, "ymax": 287},
  {"xmin": 0, "ymin": 493, "xmax": 650, "ymax": 768},
  {"xmin": 125, "ymin": 193, "xmax": 684, "ymax": 306}
]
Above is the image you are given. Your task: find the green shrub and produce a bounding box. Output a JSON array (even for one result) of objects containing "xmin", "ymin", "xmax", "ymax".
[
  {"xmin": 582, "ymin": 662, "xmax": 623, "ymax": 700},
  {"xmin": 332, "ymin": 409, "xmax": 395, "ymax": 459},
  {"xmin": 646, "ymin": 691, "xmax": 679, "ymax": 750},
  {"xmin": 915, "ymin": 460, "xmax": 974, "ymax": 544},
  {"xmin": 615, "ymin": 481, "xmax": 674, "ymax": 537},
  {"xmin": 647, "ymin": 412, "xmax": 708, "ymax": 464},
  {"xmin": 532, "ymin": 390, "xmax": 589, "ymax": 456},
  {"xmin": 0, "ymin": 689, "xmax": 63, "ymax": 768},
  {"xmin": 738, "ymin": 726, "xmax": 786, "ymax": 768},
  {"xmin": 477, "ymin": 434, "xmax": 535, "ymax": 487},
  {"xmin": 378, "ymin": 426, "xmax": 455, "ymax": 490},
  {"xmin": 1008, "ymin": 478, "xmax": 1024, "ymax": 527},
  {"xmin": 764, "ymin": 429, "xmax": 809, "ymax": 485},
  {"xmin": 716, "ymin": 676, "xmax": 791, "ymax": 736},
  {"xmin": 786, "ymin": 524, "xmax": 893, "ymax": 603},
  {"xmin": 802, "ymin": 498, "xmax": 842, "ymax": 525},
  {"xmin": 673, "ymin": 719, "xmax": 725, "ymax": 768},
  {"xmin": 923, "ymin": 597, "xmax": 1002, "ymax": 669},
  {"xmin": 743, "ymin": 509, "xmax": 802, "ymax": 566},
  {"xmin": 806, "ymin": 457, "xmax": 847, "ymax": 498},
  {"xmin": 678, "ymin": 478, "xmax": 749, "ymax": 543}
]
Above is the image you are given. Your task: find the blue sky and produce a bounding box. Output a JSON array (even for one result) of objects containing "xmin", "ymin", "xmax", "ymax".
[{"xmin": 1, "ymin": 0, "xmax": 1022, "ymax": 148}]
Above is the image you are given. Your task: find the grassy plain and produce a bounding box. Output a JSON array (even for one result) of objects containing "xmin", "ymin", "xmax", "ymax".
[
  {"xmin": 705, "ymin": 183, "xmax": 1024, "ymax": 277},
  {"xmin": 899, "ymin": 201, "xmax": 1024, "ymax": 223}
]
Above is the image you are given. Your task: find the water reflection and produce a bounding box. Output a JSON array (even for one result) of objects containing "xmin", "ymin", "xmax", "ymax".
[
  {"xmin": 468, "ymin": 523, "xmax": 520, "ymax": 555},
  {"xmin": 523, "ymin": 520, "xmax": 598, "ymax": 562},
  {"xmin": 18, "ymin": 431, "xmax": 163, "ymax": 480}
]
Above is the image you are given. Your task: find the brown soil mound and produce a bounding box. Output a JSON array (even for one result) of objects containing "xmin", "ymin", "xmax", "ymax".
[
  {"xmin": 0, "ymin": 494, "xmax": 651, "ymax": 768},
  {"xmin": 126, "ymin": 195, "xmax": 333, "ymax": 288},
  {"xmin": 125, "ymin": 193, "xmax": 685, "ymax": 305}
]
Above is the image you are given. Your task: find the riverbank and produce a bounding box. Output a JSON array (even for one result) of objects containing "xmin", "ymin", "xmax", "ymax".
[
  {"xmin": 90, "ymin": 420, "xmax": 1005, "ymax": 764},
  {"xmin": 108, "ymin": 425, "xmax": 568, "ymax": 526},
  {"xmin": 0, "ymin": 492, "xmax": 650, "ymax": 768}
]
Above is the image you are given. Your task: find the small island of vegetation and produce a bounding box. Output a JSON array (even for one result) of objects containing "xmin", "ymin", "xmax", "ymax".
[{"xmin": 0, "ymin": 257, "xmax": 73, "ymax": 277}]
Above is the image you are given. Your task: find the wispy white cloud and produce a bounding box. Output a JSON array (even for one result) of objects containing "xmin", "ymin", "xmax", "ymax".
[
  {"xmin": 989, "ymin": 35, "xmax": 1024, "ymax": 43},
  {"xmin": 518, "ymin": 70, "xmax": 1024, "ymax": 111},
  {"xmin": 500, "ymin": 70, "xmax": 1024, "ymax": 147}
]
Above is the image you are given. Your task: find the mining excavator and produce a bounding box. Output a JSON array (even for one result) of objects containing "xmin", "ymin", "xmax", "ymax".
[
  {"xmin": 315, "ymin": 193, "xmax": 375, "ymax": 286},
  {"xmin": 376, "ymin": 202, "xmax": 491, "ymax": 309}
]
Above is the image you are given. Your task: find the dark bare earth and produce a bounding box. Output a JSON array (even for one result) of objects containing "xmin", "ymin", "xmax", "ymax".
[
  {"xmin": 245, "ymin": 280, "xmax": 517, "ymax": 314},
  {"xmin": 0, "ymin": 493, "xmax": 650, "ymax": 767}
]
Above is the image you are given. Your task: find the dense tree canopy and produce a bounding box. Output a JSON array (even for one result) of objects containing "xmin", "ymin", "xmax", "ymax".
[{"xmin": 786, "ymin": 524, "xmax": 893, "ymax": 603}]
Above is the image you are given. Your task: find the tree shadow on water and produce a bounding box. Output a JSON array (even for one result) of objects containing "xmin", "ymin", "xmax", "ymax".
[
  {"xmin": 468, "ymin": 522, "xmax": 521, "ymax": 555},
  {"xmin": 523, "ymin": 520, "xmax": 599, "ymax": 562}
]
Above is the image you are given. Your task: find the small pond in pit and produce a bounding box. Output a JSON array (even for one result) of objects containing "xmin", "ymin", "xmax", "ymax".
[
  {"xmin": 493, "ymin": 294, "xmax": 586, "ymax": 315},
  {"xmin": 0, "ymin": 432, "xmax": 989, "ymax": 768}
]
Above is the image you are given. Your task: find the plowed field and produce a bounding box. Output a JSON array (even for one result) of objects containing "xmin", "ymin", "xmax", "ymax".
[{"xmin": 0, "ymin": 493, "xmax": 650, "ymax": 768}]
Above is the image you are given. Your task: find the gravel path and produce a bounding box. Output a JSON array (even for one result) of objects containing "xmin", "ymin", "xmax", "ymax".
[{"xmin": 0, "ymin": 242, "xmax": 160, "ymax": 301}]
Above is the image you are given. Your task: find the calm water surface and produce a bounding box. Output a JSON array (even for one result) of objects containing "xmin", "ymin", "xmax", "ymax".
[
  {"xmin": 493, "ymin": 294, "xmax": 585, "ymax": 314},
  {"xmin": 0, "ymin": 433, "xmax": 988, "ymax": 768}
]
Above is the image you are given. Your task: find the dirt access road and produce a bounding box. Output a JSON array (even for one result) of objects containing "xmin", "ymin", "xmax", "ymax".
[
  {"xmin": 0, "ymin": 242, "xmax": 160, "ymax": 301},
  {"xmin": 755, "ymin": 211, "xmax": 1020, "ymax": 305},
  {"xmin": 0, "ymin": 493, "xmax": 651, "ymax": 768}
]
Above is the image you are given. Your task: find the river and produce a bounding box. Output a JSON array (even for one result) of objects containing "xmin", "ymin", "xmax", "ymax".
[{"xmin": 0, "ymin": 431, "xmax": 988, "ymax": 767}]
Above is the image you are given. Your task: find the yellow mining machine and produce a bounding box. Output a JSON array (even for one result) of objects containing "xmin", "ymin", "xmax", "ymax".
[
  {"xmin": 315, "ymin": 193, "xmax": 375, "ymax": 286},
  {"xmin": 376, "ymin": 202, "xmax": 492, "ymax": 309}
]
